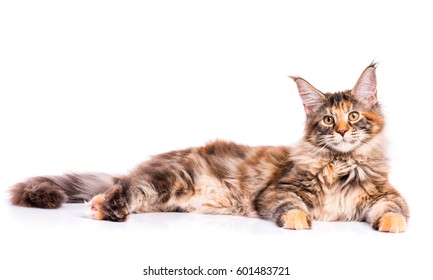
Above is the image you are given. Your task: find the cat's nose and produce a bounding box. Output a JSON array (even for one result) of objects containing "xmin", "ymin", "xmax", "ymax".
[{"xmin": 337, "ymin": 129, "xmax": 348, "ymax": 137}]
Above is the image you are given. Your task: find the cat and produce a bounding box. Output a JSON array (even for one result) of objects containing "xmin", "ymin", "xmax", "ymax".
[{"xmin": 10, "ymin": 63, "xmax": 409, "ymax": 233}]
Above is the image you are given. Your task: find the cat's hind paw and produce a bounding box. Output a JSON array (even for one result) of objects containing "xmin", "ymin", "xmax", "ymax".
[
  {"xmin": 377, "ymin": 212, "xmax": 406, "ymax": 233},
  {"xmin": 87, "ymin": 185, "xmax": 130, "ymax": 222},
  {"xmin": 279, "ymin": 209, "xmax": 311, "ymax": 230}
]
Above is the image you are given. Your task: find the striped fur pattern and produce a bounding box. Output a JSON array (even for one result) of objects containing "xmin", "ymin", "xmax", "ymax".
[{"xmin": 10, "ymin": 63, "xmax": 409, "ymax": 232}]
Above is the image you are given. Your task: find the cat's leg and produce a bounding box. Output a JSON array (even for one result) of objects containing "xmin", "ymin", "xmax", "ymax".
[
  {"xmin": 255, "ymin": 185, "xmax": 314, "ymax": 230},
  {"xmin": 365, "ymin": 185, "xmax": 409, "ymax": 233},
  {"xmin": 87, "ymin": 177, "xmax": 157, "ymax": 222},
  {"xmin": 87, "ymin": 154, "xmax": 196, "ymax": 221}
]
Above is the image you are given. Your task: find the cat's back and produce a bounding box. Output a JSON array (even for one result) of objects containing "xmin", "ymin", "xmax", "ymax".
[
  {"xmin": 191, "ymin": 141, "xmax": 292, "ymax": 191},
  {"xmin": 133, "ymin": 140, "xmax": 292, "ymax": 191}
]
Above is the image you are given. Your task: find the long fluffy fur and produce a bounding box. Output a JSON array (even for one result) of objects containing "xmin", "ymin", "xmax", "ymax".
[{"xmin": 10, "ymin": 173, "xmax": 113, "ymax": 208}]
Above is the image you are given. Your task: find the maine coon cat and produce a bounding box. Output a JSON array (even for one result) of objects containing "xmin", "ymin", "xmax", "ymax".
[{"xmin": 10, "ymin": 63, "xmax": 409, "ymax": 233}]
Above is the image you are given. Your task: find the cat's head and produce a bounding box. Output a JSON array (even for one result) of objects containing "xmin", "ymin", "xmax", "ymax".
[{"xmin": 292, "ymin": 63, "xmax": 384, "ymax": 154}]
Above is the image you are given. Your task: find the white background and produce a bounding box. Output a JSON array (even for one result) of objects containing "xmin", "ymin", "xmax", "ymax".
[{"xmin": 1, "ymin": 1, "xmax": 432, "ymax": 279}]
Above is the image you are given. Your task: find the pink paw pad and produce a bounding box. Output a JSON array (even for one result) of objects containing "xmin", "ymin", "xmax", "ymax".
[{"xmin": 87, "ymin": 194, "xmax": 106, "ymax": 220}]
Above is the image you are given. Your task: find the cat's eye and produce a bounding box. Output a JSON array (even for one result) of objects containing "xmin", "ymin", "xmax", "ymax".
[
  {"xmin": 348, "ymin": 111, "xmax": 360, "ymax": 122},
  {"xmin": 323, "ymin": 116, "xmax": 334, "ymax": 125}
]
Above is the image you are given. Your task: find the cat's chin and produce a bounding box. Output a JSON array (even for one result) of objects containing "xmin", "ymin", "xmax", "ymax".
[{"xmin": 329, "ymin": 141, "xmax": 360, "ymax": 153}]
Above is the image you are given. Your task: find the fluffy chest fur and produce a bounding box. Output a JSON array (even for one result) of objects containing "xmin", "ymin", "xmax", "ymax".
[
  {"xmin": 290, "ymin": 142, "xmax": 385, "ymax": 221},
  {"xmin": 311, "ymin": 157, "xmax": 370, "ymax": 221}
]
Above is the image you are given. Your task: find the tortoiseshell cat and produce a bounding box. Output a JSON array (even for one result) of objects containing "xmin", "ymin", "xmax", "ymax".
[{"xmin": 10, "ymin": 63, "xmax": 409, "ymax": 233}]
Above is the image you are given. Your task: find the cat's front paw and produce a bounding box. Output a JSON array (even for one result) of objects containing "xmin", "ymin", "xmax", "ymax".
[
  {"xmin": 376, "ymin": 212, "xmax": 406, "ymax": 233},
  {"xmin": 88, "ymin": 185, "xmax": 130, "ymax": 222},
  {"xmin": 279, "ymin": 209, "xmax": 311, "ymax": 230}
]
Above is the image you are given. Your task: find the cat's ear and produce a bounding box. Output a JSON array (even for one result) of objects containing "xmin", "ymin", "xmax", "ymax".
[
  {"xmin": 352, "ymin": 63, "xmax": 377, "ymax": 107},
  {"xmin": 291, "ymin": 77, "xmax": 325, "ymax": 115}
]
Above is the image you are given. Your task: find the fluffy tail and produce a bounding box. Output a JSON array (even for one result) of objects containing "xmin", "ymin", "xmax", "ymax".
[{"xmin": 10, "ymin": 173, "xmax": 114, "ymax": 209}]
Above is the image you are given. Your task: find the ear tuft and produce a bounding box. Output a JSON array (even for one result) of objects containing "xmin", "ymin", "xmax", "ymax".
[
  {"xmin": 352, "ymin": 64, "xmax": 377, "ymax": 107},
  {"xmin": 291, "ymin": 76, "xmax": 325, "ymax": 115}
]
